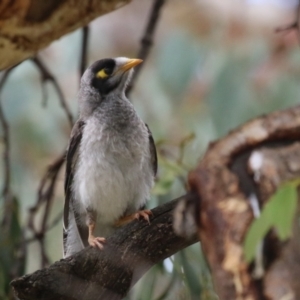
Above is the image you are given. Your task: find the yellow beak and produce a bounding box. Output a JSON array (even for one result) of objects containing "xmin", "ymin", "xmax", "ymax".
[{"xmin": 118, "ymin": 58, "xmax": 143, "ymax": 72}]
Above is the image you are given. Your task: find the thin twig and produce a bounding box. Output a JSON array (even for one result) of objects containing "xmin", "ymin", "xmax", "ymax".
[
  {"xmin": 31, "ymin": 57, "xmax": 73, "ymax": 127},
  {"xmin": 177, "ymin": 132, "xmax": 195, "ymax": 165},
  {"xmin": 80, "ymin": 26, "xmax": 90, "ymax": 77},
  {"xmin": 0, "ymin": 70, "xmax": 15, "ymax": 230},
  {"xmin": 275, "ymin": 21, "xmax": 298, "ymax": 32},
  {"xmin": 276, "ymin": 1, "xmax": 300, "ymax": 40},
  {"xmin": 25, "ymin": 210, "xmax": 63, "ymax": 245},
  {"xmin": 27, "ymin": 152, "xmax": 65, "ymax": 267},
  {"xmin": 0, "ymin": 66, "xmax": 28, "ymax": 287},
  {"xmin": 0, "ymin": 69, "xmax": 13, "ymax": 201},
  {"xmin": 126, "ymin": 0, "xmax": 166, "ymax": 95},
  {"xmin": 40, "ymin": 156, "xmax": 64, "ymax": 233}
]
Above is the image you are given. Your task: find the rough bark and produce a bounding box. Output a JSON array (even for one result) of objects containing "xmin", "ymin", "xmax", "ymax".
[
  {"xmin": 11, "ymin": 196, "xmax": 198, "ymax": 300},
  {"xmin": 0, "ymin": 0, "xmax": 131, "ymax": 70},
  {"xmin": 250, "ymin": 144, "xmax": 300, "ymax": 300},
  {"xmin": 188, "ymin": 105, "xmax": 300, "ymax": 299}
]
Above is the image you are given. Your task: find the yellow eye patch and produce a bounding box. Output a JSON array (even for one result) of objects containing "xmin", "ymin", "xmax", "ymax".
[{"xmin": 96, "ymin": 69, "xmax": 109, "ymax": 79}]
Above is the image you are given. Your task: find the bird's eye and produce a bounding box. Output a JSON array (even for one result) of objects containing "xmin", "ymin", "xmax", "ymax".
[
  {"xmin": 96, "ymin": 68, "xmax": 109, "ymax": 79},
  {"xmin": 96, "ymin": 67, "xmax": 114, "ymax": 79}
]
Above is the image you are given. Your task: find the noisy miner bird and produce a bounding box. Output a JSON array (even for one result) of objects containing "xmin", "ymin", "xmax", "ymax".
[{"xmin": 63, "ymin": 57, "xmax": 157, "ymax": 258}]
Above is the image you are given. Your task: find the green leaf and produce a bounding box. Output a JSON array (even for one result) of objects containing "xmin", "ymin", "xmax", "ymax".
[
  {"xmin": 0, "ymin": 196, "xmax": 25, "ymax": 297},
  {"xmin": 244, "ymin": 182, "xmax": 298, "ymax": 262},
  {"xmin": 152, "ymin": 155, "xmax": 187, "ymax": 196},
  {"xmin": 0, "ymin": 261, "xmax": 7, "ymax": 299},
  {"xmin": 134, "ymin": 265, "xmax": 158, "ymax": 300},
  {"xmin": 180, "ymin": 250, "xmax": 202, "ymax": 297},
  {"xmin": 152, "ymin": 171, "xmax": 176, "ymax": 196}
]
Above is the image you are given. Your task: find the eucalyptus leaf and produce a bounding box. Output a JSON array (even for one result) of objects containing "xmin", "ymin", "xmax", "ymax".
[
  {"xmin": 0, "ymin": 261, "xmax": 7, "ymax": 299},
  {"xmin": 152, "ymin": 171, "xmax": 176, "ymax": 196},
  {"xmin": 0, "ymin": 196, "xmax": 24, "ymax": 297},
  {"xmin": 180, "ymin": 251, "xmax": 202, "ymax": 297},
  {"xmin": 244, "ymin": 182, "xmax": 298, "ymax": 262},
  {"xmin": 152, "ymin": 154, "xmax": 187, "ymax": 196}
]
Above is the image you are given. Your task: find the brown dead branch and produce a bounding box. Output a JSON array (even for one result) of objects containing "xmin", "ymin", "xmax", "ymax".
[
  {"xmin": 250, "ymin": 143, "xmax": 300, "ymax": 299},
  {"xmin": 0, "ymin": 0, "xmax": 132, "ymax": 70},
  {"xmin": 187, "ymin": 105, "xmax": 300, "ymax": 299}
]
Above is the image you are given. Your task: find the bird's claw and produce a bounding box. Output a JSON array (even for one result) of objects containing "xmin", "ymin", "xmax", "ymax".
[
  {"xmin": 115, "ymin": 209, "xmax": 153, "ymax": 227},
  {"xmin": 88, "ymin": 236, "xmax": 106, "ymax": 250},
  {"xmin": 134, "ymin": 209, "xmax": 152, "ymax": 224}
]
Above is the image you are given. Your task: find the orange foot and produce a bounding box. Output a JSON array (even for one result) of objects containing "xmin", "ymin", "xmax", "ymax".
[
  {"xmin": 115, "ymin": 209, "xmax": 153, "ymax": 227},
  {"xmin": 88, "ymin": 236, "xmax": 106, "ymax": 250}
]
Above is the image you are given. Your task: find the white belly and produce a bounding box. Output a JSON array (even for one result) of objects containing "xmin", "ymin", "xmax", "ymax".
[{"xmin": 72, "ymin": 117, "xmax": 154, "ymax": 227}]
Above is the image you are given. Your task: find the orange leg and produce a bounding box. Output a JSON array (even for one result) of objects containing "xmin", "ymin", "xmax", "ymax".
[
  {"xmin": 115, "ymin": 209, "xmax": 153, "ymax": 227},
  {"xmin": 87, "ymin": 221, "xmax": 106, "ymax": 250}
]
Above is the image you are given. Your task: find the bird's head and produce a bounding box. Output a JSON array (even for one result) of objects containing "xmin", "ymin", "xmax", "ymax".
[{"xmin": 81, "ymin": 57, "xmax": 142, "ymax": 98}]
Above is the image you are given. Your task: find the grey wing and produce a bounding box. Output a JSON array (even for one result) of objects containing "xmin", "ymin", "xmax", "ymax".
[
  {"xmin": 63, "ymin": 119, "xmax": 88, "ymax": 255},
  {"xmin": 145, "ymin": 124, "xmax": 157, "ymax": 176}
]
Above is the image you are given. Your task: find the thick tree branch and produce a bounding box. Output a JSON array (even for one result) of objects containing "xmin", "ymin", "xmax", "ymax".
[
  {"xmin": 11, "ymin": 195, "xmax": 199, "ymax": 300},
  {"xmin": 0, "ymin": 0, "xmax": 132, "ymax": 70},
  {"xmin": 188, "ymin": 105, "xmax": 300, "ymax": 299},
  {"xmin": 248, "ymin": 143, "xmax": 300, "ymax": 299}
]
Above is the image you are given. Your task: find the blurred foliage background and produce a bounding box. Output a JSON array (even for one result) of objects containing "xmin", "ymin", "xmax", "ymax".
[{"xmin": 0, "ymin": 0, "xmax": 300, "ymax": 299}]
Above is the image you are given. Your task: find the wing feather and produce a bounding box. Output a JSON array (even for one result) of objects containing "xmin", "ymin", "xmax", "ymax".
[
  {"xmin": 63, "ymin": 120, "xmax": 88, "ymax": 255},
  {"xmin": 145, "ymin": 124, "xmax": 157, "ymax": 176}
]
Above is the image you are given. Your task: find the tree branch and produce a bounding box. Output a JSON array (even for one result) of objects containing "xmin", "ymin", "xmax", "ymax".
[
  {"xmin": 0, "ymin": 68, "xmax": 17, "ymax": 230},
  {"xmin": 27, "ymin": 153, "xmax": 65, "ymax": 268},
  {"xmin": 11, "ymin": 195, "xmax": 199, "ymax": 300},
  {"xmin": 31, "ymin": 56, "xmax": 74, "ymax": 128},
  {"xmin": 254, "ymin": 144, "xmax": 300, "ymax": 299},
  {"xmin": 126, "ymin": 0, "xmax": 166, "ymax": 95},
  {"xmin": 275, "ymin": 2, "xmax": 299, "ymax": 33},
  {"xmin": 80, "ymin": 26, "xmax": 90, "ymax": 77},
  {"xmin": 0, "ymin": 69, "xmax": 13, "ymax": 201},
  {"xmin": 275, "ymin": 1, "xmax": 300, "ymax": 43},
  {"xmin": 0, "ymin": 0, "xmax": 132, "ymax": 70},
  {"xmin": 188, "ymin": 104, "xmax": 300, "ymax": 299}
]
